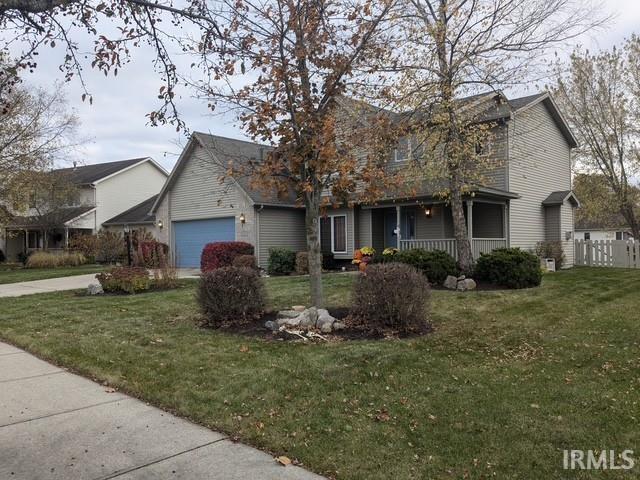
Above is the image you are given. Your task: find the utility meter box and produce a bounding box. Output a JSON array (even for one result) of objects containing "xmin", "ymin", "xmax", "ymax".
[{"xmin": 544, "ymin": 258, "xmax": 556, "ymax": 272}]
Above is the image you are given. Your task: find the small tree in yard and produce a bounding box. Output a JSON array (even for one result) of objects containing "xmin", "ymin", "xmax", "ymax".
[
  {"xmin": 391, "ymin": 0, "xmax": 606, "ymax": 273},
  {"xmin": 553, "ymin": 38, "xmax": 640, "ymax": 239},
  {"xmin": 194, "ymin": 0, "xmax": 401, "ymax": 307}
]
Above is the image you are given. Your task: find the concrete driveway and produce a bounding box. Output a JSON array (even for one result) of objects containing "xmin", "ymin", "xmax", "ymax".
[
  {"xmin": 0, "ymin": 274, "xmax": 100, "ymax": 298},
  {"xmin": 0, "ymin": 342, "xmax": 323, "ymax": 480}
]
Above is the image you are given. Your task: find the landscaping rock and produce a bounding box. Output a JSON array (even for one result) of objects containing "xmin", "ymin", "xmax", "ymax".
[
  {"xmin": 292, "ymin": 305, "xmax": 306, "ymax": 312},
  {"xmin": 87, "ymin": 283, "xmax": 104, "ymax": 295},
  {"xmin": 320, "ymin": 322, "xmax": 333, "ymax": 333},
  {"xmin": 277, "ymin": 310, "xmax": 300, "ymax": 319},
  {"xmin": 264, "ymin": 320, "xmax": 279, "ymax": 332},
  {"xmin": 297, "ymin": 309, "xmax": 316, "ymax": 328},
  {"xmin": 443, "ymin": 275, "xmax": 458, "ymax": 290},
  {"xmin": 316, "ymin": 309, "xmax": 336, "ymax": 329},
  {"xmin": 456, "ymin": 278, "xmax": 477, "ymax": 291},
  {"xmin": 457, "ymin": 275, "xmax": 466, "ymax": 281},
  {"xmin": 332, "ymin": 321, "xmax": 346, "ymax": 331}
]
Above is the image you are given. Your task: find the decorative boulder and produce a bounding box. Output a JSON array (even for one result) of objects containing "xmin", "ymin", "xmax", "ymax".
[
  {"xmin": 456, "ymin": 278, "xmax": 477, "ymax": 291},
  {"xmin": 320, "ymin": 322, "xmax": 333, "ymax": 333},
  {"xmin": 292, "ymin": 305, "xmax": 306, "ymax": 312},
  {"xmin": 264, "ymin": 320, "xmax": 279, "ymax": 332},
  {"xmin": 87, "ymin": 283, "xmax": 104, "ymax": 295},
  {"xmin": 443, "ymin": 275, "xmax": 458, "ymax": 290},
  {"xmin": 278, "ymin": 310, "xmax": 300, "ymax": 319},
  {"xmin": 316, "ymin": 309, "xmax": 336, "ymax": 329},
  {"xmin": 332, "ymin": 321, "xmax": 346, "ymax": 331},
  {"xmin": 297, "ymin": 309, "xmax": 316, "ymax": 328}
]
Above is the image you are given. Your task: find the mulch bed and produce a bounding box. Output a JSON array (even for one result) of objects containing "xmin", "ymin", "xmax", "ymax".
[{"xmin": 214, "ymin": 307, "xmax": 432, "ymax": 341}]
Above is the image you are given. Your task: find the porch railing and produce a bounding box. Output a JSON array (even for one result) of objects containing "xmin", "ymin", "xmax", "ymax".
[{"xmin": 399, "ymin": 238, "xmax": 507, "ymax": 259}]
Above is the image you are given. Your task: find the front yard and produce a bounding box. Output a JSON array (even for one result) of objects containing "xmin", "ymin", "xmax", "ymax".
[
  {"xmin": 0, "ymin": 268, "xmax": 638, "ymax": 479},
  {"xmin": 0, "ymin": 264, "xmax": 105, "ymax": 284}
]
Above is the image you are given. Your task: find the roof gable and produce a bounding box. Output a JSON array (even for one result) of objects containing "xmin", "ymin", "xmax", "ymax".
[
  {"xmin": 103, "ymin": 195, "xmax": 158, "ymax": 226},
  {"xmin": 54, "ymin": 157, "xmax": 168, "ymax": 185}
]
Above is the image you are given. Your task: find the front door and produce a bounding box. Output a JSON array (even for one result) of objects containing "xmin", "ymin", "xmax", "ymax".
[{"xmin": 384, "ymin": 209, "xmax": 397, "ymax": 248}]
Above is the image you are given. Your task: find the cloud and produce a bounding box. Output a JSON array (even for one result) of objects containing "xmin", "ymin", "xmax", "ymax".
[{"xmin": 5, "ymin": 0, "xmax": 640, "ymax": 171}]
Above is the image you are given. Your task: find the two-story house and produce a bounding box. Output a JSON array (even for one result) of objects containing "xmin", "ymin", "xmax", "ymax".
[
  {"xmin": 1, "ymin": 157, "xmax": 168, "ymax": 261},
  {"xmin": 150, "ymin": 91, "xmax": 579, "ymax": 269}
]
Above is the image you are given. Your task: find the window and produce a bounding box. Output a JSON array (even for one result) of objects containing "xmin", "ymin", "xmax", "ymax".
[
  {"xmin": 320, "ymin": 215, "xmax": 347, "ymax": 253},
  {"xmin": 584, "ymin": 232, "xmax": 591, "ymax": 240},
  {"xmin": 616, "ymin": 231, "xmax": 623, "ymax": 241},
  {"xmin": 403, "ymin": 211, "xmax": 416, "ymax": 240},
  {"xmin": 27, "ymin": 231, "xmax": 39, "ymax": 249},
  {"xmin": 394, "ymin": 137, "xmax": 411, "ymax": 162}
]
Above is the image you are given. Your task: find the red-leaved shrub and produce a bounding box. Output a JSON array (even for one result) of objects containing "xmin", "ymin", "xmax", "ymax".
[{"xmin": 200, "ymin": 241, "xmax": 254, "ymax": 272}]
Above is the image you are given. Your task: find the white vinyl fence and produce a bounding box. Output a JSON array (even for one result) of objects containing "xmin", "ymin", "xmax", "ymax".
[{"xmin": 574, "ymin": 239, "xmax": 640, "ymax": 268}]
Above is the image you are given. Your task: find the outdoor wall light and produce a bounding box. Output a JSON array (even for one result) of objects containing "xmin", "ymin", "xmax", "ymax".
[
  {"xmin": 239, "ymin": 213, "xmax": 246, "ymax": 224},
  {"xmin": 157, "ymin": 219, "xmax": 164, "ymax": 229},
  {"xmin": 424, "ymin": 206, "xmax": 433, "ymax": 218}
]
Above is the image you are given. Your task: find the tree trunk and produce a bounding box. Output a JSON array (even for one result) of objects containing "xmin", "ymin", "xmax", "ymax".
[
  {"xmin": 305, "ymin": 196, "xmax": 324, "ymax": 308},
  {"xmin": 449, "ymin": 181, "xmax": 473, "ymax": 273},
  {"xmin": 620, "ymin": 201, "xmax": 640, "ymax": 239}
]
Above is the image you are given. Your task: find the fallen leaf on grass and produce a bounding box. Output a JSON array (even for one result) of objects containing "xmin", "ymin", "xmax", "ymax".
[
  {"xmin": 104, "ymin": 388, "xmax": 116, "ymax": 393},
  {"xmin": 239, "ymin": 345, "xmax": 249, "ymax": 353},
  {"xmin": 276, "ymin": 456, "xmax": 292, "ymax": 466}
]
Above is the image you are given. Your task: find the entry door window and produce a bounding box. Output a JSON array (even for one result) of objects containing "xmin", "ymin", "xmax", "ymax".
[{"xmin": 27, "ymin": 231, "xmax": 39, "ymax": 249}]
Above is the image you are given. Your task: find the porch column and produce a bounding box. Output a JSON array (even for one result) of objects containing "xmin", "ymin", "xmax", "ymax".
[
  {"xmin": 502, "ymin": 203, "xmax": 508, "ymax": 244},
  {"xmin": 64, "ymin": 227, "xmax": 69, "ymax": 249},
  {"xmin": 466, "ymin": 200, "xmax": 473, "ymax": 240},
  {"xmin": 396, "ymin": 205, "xmax": 401, "ymax": 248}
]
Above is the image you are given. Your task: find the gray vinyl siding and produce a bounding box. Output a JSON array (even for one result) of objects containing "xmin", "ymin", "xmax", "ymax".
[
  {"xmin": 414, "ymin": 205, "xmax": 448, "ymax": 239},
  {"xmin": 508, "ymin": 101, "xmax": 573, "ymax": 252},
  {"xmin": 472, "ymin": 203, "xmax": 504, "ymax": 238},
  {"xmin": 480, "ymin": 125, "xmax": 508, "ymax": 191},
  {"xmin": 358, "ymin": 208, "xmax": 372, "ymax": 248},
  {"xmin": 371, "ymin": 209, "xmax": 385, "ymax": 252},
  {"xmin": 561, "ymin": 201, "xmax": 575, "ymax": 267},
  {"xmin": 544, "ymin": 206, "xmax": 561, "ymax": 242},
  {"xmin": 257, "ymin": 207, "xmax": 306, "ymax": 268}
]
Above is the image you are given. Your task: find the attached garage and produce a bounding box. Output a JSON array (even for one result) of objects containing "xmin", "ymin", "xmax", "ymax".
[{"xmin": 173, "ymin": 217, "xmax": 235, "ymax": 268}]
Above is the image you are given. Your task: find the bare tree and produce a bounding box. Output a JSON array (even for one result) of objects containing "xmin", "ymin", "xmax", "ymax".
[
  {"xmin": 192, "ymin": 0, "xmax": 399, "ymax": 307},
  {"xmin": 0, "ymin": 81, "xmax": 79, "ymax": 225},
  {"xmin": 390, "ymin": 0, "xmax": 607, "ymax": 272},
  {"xmin": 553, "ymin": 37, "xmax": 640, "ymax": 238},
  {"xmin": 0, "ymin": 0, "xmax": 223, "ymax": 126}
]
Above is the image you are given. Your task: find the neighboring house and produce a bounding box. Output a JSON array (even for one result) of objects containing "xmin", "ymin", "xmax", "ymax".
[
  {"xmin": 575, "ymin": 216, "xmax": 634, "ymax": 241},
  {"xmin": 151, "ymin": 91, "xmax": 580, "ymax": 269},
  {"xmin": 102, "ymin": 194, "xmax": 161, "ymax": 238},
  {"xmin": 1, "ymin": 158, "xmax": 168, "ymax": 261}
]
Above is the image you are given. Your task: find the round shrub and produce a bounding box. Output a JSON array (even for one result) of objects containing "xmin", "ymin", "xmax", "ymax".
[
  {"xmin": 394, "ymin": 248, "xmax": 458, "ymax": 285},
  {"xmin": 295, "ymin": 251, "xmax": 309, "ymax": 274},
  {"xmin": 200, "ymin": 241, "xmax": 254, "ymax": 272},
  {"xmin": 267, "ymin": 247, "xmax": 296, "ymax": 275},
  {"xmin": 197, "ymin": 266, "xmax": 265, "ymax": 328},
  {"xmin": 475, "ymin": 248, "xmax": 542, "ymax": 289},
  {"xmin": 350, "ymin": 263, "xmax": 430, "ymax": 333},
  {"xmin": 232, "ymin": 254, "xmax": 257, "ymax": 270},
  {"xmin": 96, "ymin": 266, "xmax": 150, "ymax": 294}
]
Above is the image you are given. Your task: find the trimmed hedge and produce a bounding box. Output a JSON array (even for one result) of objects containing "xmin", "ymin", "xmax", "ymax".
[
  {"xmin": 96, "ymin": 266, "xmax": 150, "ymax": 294},
  {"xmin": 394, "ymin": 248, "xmax": 458, "ymax": 285},
  {"xmin": 350, "ymin": 263, "xmax": 430, "ymax": 333},
  {"xmin": 267, "ymin": 247, "xmax": 296, "ymax": 275},
  {"xmin": 197, "ymin": 266, "xmax": 265, "ymax": 328},
  {"xmin": 200, "ymin": 241, "xmax": 254, "ymax": 272},
  {"xmin": 295, "ymin": 251, "xmax": 309, "ymax": 274},
  {"xmin": 232, "ymin": 254, "xmax": 258, "ymax": 270},
  {"xmin": 475, "ymin": 248, "xmax": 542, "ymax": 289},
  {"xmin": 26, "ymin": 251, "xmax": 87, "ymax": 269}
]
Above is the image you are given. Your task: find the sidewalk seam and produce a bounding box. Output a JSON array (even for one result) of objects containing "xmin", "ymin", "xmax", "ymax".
[
  {"xmin": 0, "ymin": 370, "xmax": 65, "ymax": 384},
  {"xmin": 0, "ymin": 397, "xmax": 131, "ymax": 428},
  {"xmin": 97, "ymin": 438, "xmax": 228, "ymax": 480}
]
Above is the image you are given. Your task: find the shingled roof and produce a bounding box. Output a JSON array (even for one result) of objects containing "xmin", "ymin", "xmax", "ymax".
[
  {"xmin": 54, "ymin": 158, "xmax": 150, "ymax": 185},
  {"xmin": 6, "ymin": 205, "xmax": 95, "ymax": 228},
  {"xmin": 103, "ymin": 195, "xmax": 158, "ymax": 226}
]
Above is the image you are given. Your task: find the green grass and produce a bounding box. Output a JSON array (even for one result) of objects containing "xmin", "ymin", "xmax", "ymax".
[
  {"xmin": 0, "ymin": 268, "xmax": 638, "ymax": 479},
  {"xmin": 0, "ymin": 264, "xmax": 105, "ymax": 284}
]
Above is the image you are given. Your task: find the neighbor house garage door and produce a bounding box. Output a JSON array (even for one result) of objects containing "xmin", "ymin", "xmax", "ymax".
[{"xmin": 173, "ymin": 217, "xmax": 235, "ymax": 268}]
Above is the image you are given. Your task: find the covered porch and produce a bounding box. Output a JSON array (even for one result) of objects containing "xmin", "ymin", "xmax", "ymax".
[{"xmin": 365, "ymin": 198, "xmax": 509, "ymax": 260}]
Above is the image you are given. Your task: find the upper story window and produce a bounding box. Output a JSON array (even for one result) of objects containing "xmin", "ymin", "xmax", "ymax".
[
  {"xmin": 584, "ymin": 232, "xmax": 591, "ymax": 240},
  {"xmin": 394, "ymin": 137, "xmax": 411, "ymax": 162}
]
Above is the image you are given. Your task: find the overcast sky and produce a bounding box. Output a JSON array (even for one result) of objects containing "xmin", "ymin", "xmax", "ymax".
[{"xmin": 14, "ymin": 0, "xmax": 640, "ymax": 171}]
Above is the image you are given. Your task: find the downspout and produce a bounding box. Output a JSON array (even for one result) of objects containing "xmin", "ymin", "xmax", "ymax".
[{"xmin": 256, "ymin": 204, "xmax": 264, "ymax": 268}]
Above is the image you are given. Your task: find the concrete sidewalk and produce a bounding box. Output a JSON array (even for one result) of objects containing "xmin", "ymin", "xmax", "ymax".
[
  {"xmin": 0, "ymin": 342, "xmax": 323, "ymax": 480},
  {"xmin": 0, "ymin": 274, "xmax": 100, "ymax": 298}
]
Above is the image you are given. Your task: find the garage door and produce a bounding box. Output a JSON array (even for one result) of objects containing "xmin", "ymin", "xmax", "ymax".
[{"xmin": 173, "ymin": 217, "xmax": 235, "ymax": 268}]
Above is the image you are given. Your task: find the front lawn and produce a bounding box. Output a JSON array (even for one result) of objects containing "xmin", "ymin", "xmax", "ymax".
[
  {"xmin": 0, "ymin": 264, "xmax": 105, "ymax": 284},
  {"xmin": 0, "ymin": 268, "xmax": 638, "ymax": 479}
]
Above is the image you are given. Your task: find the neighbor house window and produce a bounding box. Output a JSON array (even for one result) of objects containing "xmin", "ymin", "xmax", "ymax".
[
  {"xmin": 320, "ymin": 215, "xmax": 347, "ymax": 253},
  {"xmin": 616, "ymin": 231, "xmax": 623, "ymax": 240},
  {"xmin": 394, "ymin": 137, "xmax": 411, "ymax": 162},
  {"xmin": 584, "ymin": 232, "xmax": 591, "ymax": 240}
]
